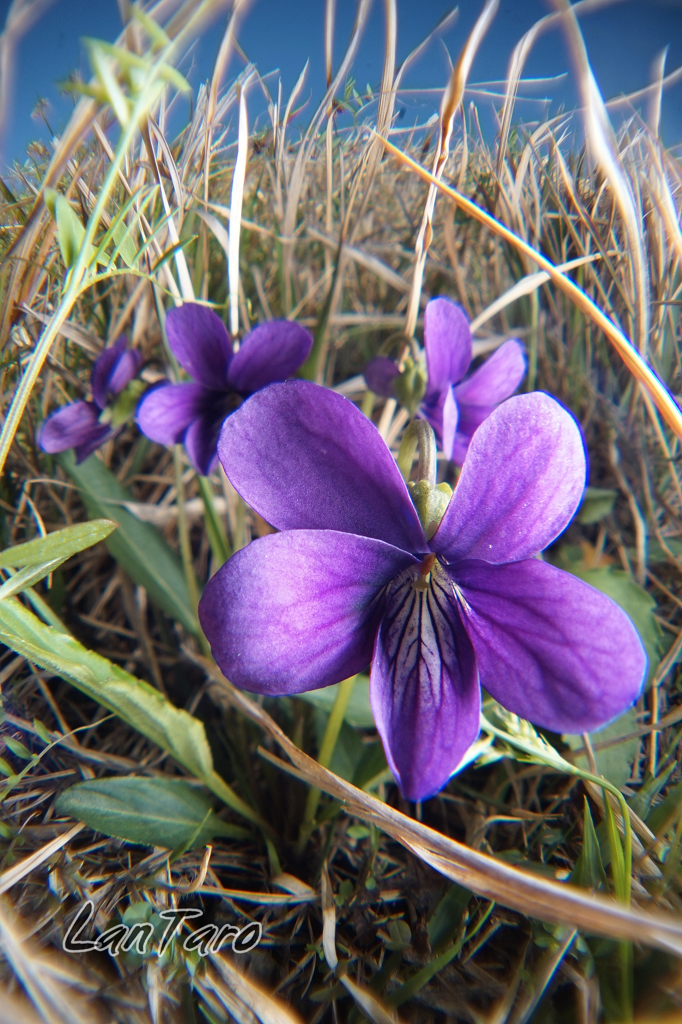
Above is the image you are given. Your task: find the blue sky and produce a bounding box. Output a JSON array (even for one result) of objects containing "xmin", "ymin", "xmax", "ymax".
[{"xmin": 2, "ymin": 0, "xmax": 682, "ymax": 169}]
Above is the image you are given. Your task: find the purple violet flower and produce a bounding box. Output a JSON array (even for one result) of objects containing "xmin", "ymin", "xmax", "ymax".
[
  {"xmin": 39, "ymin": 336, "xmax": 143, "ymax": 463},
  {"xmin": 198, "ymin": 381, "xmax": 646, "ymax": 802},
  {"xmin": 136, "ymin": 303, "xmax": 313, "ymax": 476},
  {"xmin": 365, "ymin": 296, "xmax": 526, "ymax": 464}
]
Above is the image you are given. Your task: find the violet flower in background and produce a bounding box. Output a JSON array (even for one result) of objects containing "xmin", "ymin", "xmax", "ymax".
[
  {"xmin": 199, "ymin": 381, "xmax": 646, "ymax": 803},
  {"xmin": 39, "ymin": 336, "xmax": 142, "ymax": 463},
  {"xmin": 136, "ymin": 303, "xmax": 313, "ymax": 476},
  {"xmin": 365, "ymin": 297, "xmax": 526, "ymax": 464}
]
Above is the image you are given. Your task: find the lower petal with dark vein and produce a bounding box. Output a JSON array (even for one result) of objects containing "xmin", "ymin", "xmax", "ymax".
[
  {"xmin": 371, "ymin": 561, "xmax": 480, "ymax": 801},
  {"xmin": 199, "ymin": 530, "xmax": 417, "ymax": 696}
]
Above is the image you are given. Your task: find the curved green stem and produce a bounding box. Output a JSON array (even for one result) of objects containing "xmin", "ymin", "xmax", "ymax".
[{"xmin": 397, "ymin": 419, "xmax": 437, "ymax": 485}]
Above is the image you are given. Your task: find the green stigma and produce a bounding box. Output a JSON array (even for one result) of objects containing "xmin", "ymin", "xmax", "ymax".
[
  {"xmin": 100, "ymin": 379, "xmax": 147, "ymax": 429},
  {"xmin": 394, "ymin": 355, "xmax": 427, "ymax": 417},
  {"xmin": 408, "ymin": 480, "xmax": 453, "ymax": 540},
  {"xmin": 397, "ymin": 419, "xmax": 452, "ymax": 540}
]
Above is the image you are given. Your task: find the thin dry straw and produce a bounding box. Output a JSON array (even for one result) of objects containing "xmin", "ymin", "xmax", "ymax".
[
  {"xmin": 496, "ymin": 0, "xmax": 625, "ymax": 181},
  {"xmin": 202, "ymin": 664, "xmax": 682, "ymax": 956},
  {"xmin": 378, "ymin": 134, "xmax": 682, "ymax": 445},
  {"xmin": 553, "ymin": 0, "xmax": 649, "ymax": 357},
  {"xmin": 0, "ymin": 0, "xmax": 235, "ymax": 476},
  {"xmin": 229, "ymin": 80, "xmax": 250, "ymax": 338},
  {"xmin": 648, "ymin": 47, "xmax": 668, "ymax": 137},
  {"xmin": 404, "ymin": 0, "xmax": 499, "ymax": 340},
  {"xmin": 280, "ymin": 0, "xmax": 371, "ymax": 311},
  {"xmin": 0, "ymin": 0, "xmax": 55, "ymax": 154}
]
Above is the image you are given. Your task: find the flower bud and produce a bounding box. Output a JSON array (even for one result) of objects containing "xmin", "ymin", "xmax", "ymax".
[
  {"xmin": 100, "ymin": 379, "xmax": 147, "ymax": 429},
  {"xmin": 394, "ymin": 356, "xmax": 427, "ymax": 417},
  {"xmin": 408, "ymin": 480, "xmax": 452, "ymax": 540}
]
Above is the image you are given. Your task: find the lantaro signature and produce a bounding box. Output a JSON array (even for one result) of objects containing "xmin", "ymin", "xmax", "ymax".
[{"xmin": 63, "ymin": 900, "xmax": 262, "ymax": 957}]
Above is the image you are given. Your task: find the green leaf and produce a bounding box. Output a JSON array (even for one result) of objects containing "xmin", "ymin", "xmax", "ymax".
[
  {"xmin": 57, "ymin": 452, "xmax": 199, "ymax": 636},
  {"xmin": 571, "ymin": 797, "xmax": 607, "ymax": 890},
  {"xmin": 55, "ymin": 777, "xmax": 247, "ymax": 849},
  {"xmin": 427, "ymin": 883, "xmax": 471, "ymax": 952},
  {"xmin": 646, "ymin": 778, "xmax": 682, "ymax": 838},
  {"xmin": 0, "ymin": 596, "xmax": 263, "ymax": 828},
  {"xmin": 4, "ymin": 737, "xmax": 32, "ymax": 760},
  {"xmin": 112, "ymin": 218, "xmax": 138, "ymax": 269},
  {"xmin": 603, "ymin": 794, "xmax": 627, "ymax": 902},
  {"xmin": 628, "ymin": 762, "xmax": 676, "ymax": 821},
  {"xmin": 0, "ymin": 596, "xmax": 211, "ymax": 779},
  {"xmin": 578, "ymin": 487, "xmax": 618, "ymax": 524},
  {"xmin": 33, "ymin": 718, "xmax": 52, "ymax": 744},
  {"xmin": 564, "ymin": 708, "xmax": 639, "ymax": 789},
  {"xmin": 0, "ymin": 559, "xmax": 64, "ymax": 600},
  {"xmin": 566, "ymin": 566, "xmax": 662, "ymax": 683},
  {"xmin": 297, "ymin": 675, "xmax": 375, "ymax": 727},
  {"xmin": 86, "ymin": 40, "xmax": 130, "ymax": 126},
  {"xmin": 44, "ymin": 187, "xmax": 94, "ymax": 269},
  {"xmin": 0, "ymin": 519, "xmax": 116, "ymax": 569}
]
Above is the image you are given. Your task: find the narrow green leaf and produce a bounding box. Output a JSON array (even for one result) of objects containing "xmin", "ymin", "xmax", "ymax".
[
  {"xmin": 0, "ymin": 597, "xmax": 262, "ymax": 827},
  {"xmin": 646, "ymin": 778, "xmax": 682, "ymax": 838},
  {"xmin": 0, "ymin": 558, "xmax": 64, "ymax": 600},
  {"xmin": 57, "ymin": 452, "xmax": 199, "ymax": 637},
  {"xmin": 33, "ymin": 719, "xmax": 52, "ymax": 744},
  {"xmin": 0, "ymin": 596, "xmax": 211, "ymax": 777},
  {"xmin": 564, "ymin": 708, "xmax": 639, "ymax": 789},
  {"xmin": 4, "ymin": 737, "xmax": 32, "ymax": 760},
  {"xmin": 604, "ymin": 794, "xmax": 628, "ymax": 903},
  {"xmin": 0, "ymin": 519, "xmax": 116, "ymax": 569},
  {"xmin": 0, "ymin": 756, "xmax": 15, "ymax": 776},
  {"xmin": 44, "ymin": 187, "xmax": 93, "ymax": 269},
  {"xmin": 112, "ymin": 218, "xmax": 138, "ymax": 269},
  {"xmin": 130, "ymin": 5, "xmax": 171, "ymax": 48},
  {"xmin": 427, "ymin": 883, "xmax": 471, "ymax": 952},
  {"xmin": 55, "ymin": 777, "xmax": 248, "ymax": 849},
  {"xmin": 297, "ymin": 674, "xmax": 375, "ymax": 727},
  {"xmin": 578, "ymin": 487, "xmax": 618, "ymax": 524},
  {"xmin": 86, "ymin": 40, "xmax": 130, "ymax": 126},
  {"xmin": 571, "ymin": 797, "xmax": 607, "ymax": 890},
  {"xmin": 629, "ymin": 762, "xmax": 677, "ymax": 821}
]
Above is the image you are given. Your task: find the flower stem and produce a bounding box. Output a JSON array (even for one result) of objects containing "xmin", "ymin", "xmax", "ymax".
[
  {"xmin": 296, "ymin": 675, "xmax": 357, "ymax": 854},
  {"xmin": 173, "ymin": 447, "xmax": 210, "ymax": 656},
  {"xmin": 397, "ymin": 419, "xmax": 436, "ymax": 485},
  {"xmin": 196, "ymin": 474, "xmax": 231, "ymax": 569}
]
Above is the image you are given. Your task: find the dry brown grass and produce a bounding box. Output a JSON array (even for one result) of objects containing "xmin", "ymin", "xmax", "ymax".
[{"xmin": 1, "ymin": 1, "xmax": 682, "ymax": 1021}]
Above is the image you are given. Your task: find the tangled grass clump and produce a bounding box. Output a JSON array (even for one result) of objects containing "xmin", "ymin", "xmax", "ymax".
[{"xmin": 1, "ymin": 1, "xmax": 682, "ymax": 1022}]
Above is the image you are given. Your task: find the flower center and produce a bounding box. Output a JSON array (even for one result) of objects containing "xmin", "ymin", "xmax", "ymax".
[{"xmin": 414, "ymin": 552, "xmax": 437, "ymax": 591}]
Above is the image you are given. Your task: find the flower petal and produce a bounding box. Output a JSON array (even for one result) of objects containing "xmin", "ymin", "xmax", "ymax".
[
  {"xmin": 106, "ymin": 347, "xmax": 142, "ymax": 399},
  {"xmin": 199, "ymin": 530, "xmax": 416, "ymax": 694},
  {"xmin": 450, "ymin": 341, "xmax": 526, "ymax": 463},
  {"xmin": 136, "ymin": 382, "xmax": 209, "ymax": 445},
  {"xmin": 454, "ymin": 339, "xmax": 526, "ymax": 410},
  {"xmin": 371, "ymin": 561, "xmax": 480, "ymax": 801},
  {"xmin": 423, "ymin": 298, "xmax": 472, "ymax": 401},
  {"xmin": 218, "ymin": 381, "xmax": 426, "ymax": 550},
  {"xmin": 432, "ymin": 392, "xmax": 585, "ymax": 563},
  {"xmin": 364, "ymin": 357, "xmax": 400, "ymax": 398},
  {"xmin": 74, "ymin": 428, "xmax": 116, "ymax": 463},
  {"xmin": 441, "ymin": 385, "xmax": 458, "ymax": 461},
  {"xmin": 38, "ymin": 401, "xmax": 109, "ymax": 455},
  {"xmin": 91, "ymin": 336, "xmax": 128, "ymax": 409},
  {"xmin": 455, "ymin": 558, "xmax": 646, "ymax": 733},
  {"xmin": 166, "ymin": 304, "xmax": 233, "ymax": 388},
  {"xmin": 184, "ymin": 412, "xmax": 225, "ymax": 476},
  {"xmin": 227, "ymin": 320, "xmax": 313, "ymax": 394}
]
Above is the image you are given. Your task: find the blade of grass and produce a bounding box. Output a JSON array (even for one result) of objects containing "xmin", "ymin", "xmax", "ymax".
[{"xmin": 377, "ymin": 134, "xmax": 682, "ymax": 443}]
